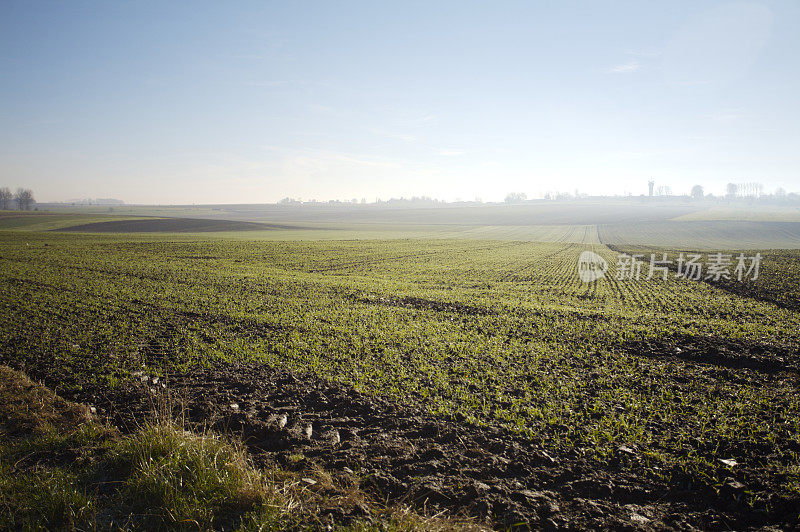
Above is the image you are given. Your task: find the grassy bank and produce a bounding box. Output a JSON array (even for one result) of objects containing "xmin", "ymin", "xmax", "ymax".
[{"xmin": 0, "ymin": 366, "xmax": 481, "ymax": 531}]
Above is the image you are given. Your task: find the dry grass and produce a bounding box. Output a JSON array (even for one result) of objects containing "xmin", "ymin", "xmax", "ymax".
[
  {"xmin": 0, "ymin": 365, "xmax": 490, "ymax": 531},
  {"xmin": 0, "ymin": 365, "xmax": 92, "ymax": 436}
]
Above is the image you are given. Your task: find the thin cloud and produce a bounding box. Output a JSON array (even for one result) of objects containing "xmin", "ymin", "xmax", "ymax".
[
  {"xmin": 671, "ymin": 80, "xmax": 712, "ymax": 87},
  {"xmin": 707, "ymin": 109, "xmax": 751, "ymax": 124},
  {"xmin": 606, "ymin": 60, "xmax": 640, "ymax": 74},
  {"xmin": 229, "ymin": 54, "xmax": 266, "ymax": 60},
  {"xmin": 625, "ymin": 48, "xmax": 662, "ymax": 58},
  {"xmin": 261, "ymin": 145, "xmax": 404, "ymax": 170},
  {"xmin": 367, "ymin": 127, "xmax": 418, "ymax": 143}
]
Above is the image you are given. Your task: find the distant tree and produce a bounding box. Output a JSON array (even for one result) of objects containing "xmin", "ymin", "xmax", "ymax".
[
  {"xmin": 277, "ymin": 197, "xmax": 301, "ymax": 205},
  {"xmin": 776, "ymin": 187, "xmax": 787, "ymax": 198},
  {"xmin": 504, "ymin": 192, "xmax": 527, "ymax": 204},
  {"xmin": 14, "ymin": 188, "xmax": 34, "ymax": 210},
  {"xmin": 726, "ymin": 183, "xmax": 738, "ymax": 198},
  {"xmin": 0, "ymin": 187, "xmax": 11, "ymax": 210},
  {"xmin": 690, "ymin": 185, "xmax": 704, "ymax": 199},
  {"xmin": 732, "ymin": 182, "xmax": 764, "ymax": 199}
]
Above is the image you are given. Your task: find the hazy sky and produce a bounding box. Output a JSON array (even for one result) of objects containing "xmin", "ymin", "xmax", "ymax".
[{"xmin": 1, "ymin": 1, "xmax": 799, "ymax": 204}]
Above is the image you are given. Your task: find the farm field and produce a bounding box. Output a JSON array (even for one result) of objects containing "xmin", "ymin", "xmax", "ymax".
[
  {"xmin": 26, "ymin": 204, "xmax": 800, "ymax": 249},
  {"xmin": 55, "ymin": 217, "xmax": 304, "ymax": 233},
  {"xmin": 0, "ymin": 212, "xmax": 160, "ymax": 231},
  {"xmin": 37, "ymin": 201, "xmax": 698, "ymax": 226},
  {"xmin": 1, "ymin": 228, "xmax": 799, "ymax": 529},
  {"xmin": 673, "ymin": 206, "xmax": 800, "ymax": 223},
  {"xmin": 5, "ymin": 0, "xmax": 800, "ymax": 528},
  {"xmin": 599, "ymin": 221, "xmax": 800, "ymax": 250}
]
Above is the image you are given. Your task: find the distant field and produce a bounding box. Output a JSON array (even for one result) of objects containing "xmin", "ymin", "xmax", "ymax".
[
  {"xmin": 192, "ymin": 223, "xmax": 602, "ymax": 243},
  {"xmin": 38, "ymin": 201, "xmax": 700, "ymax": 226},
  {"xmin": 17, "ymin": 204, "xmax": 800, "ymax": 248},
  {"xmin": 674, "ymin": 206, "xmax": 800, "ymax": 222},
  {"xmin": 599, "ymin": 220, "xmax": 800, "ymax": 249},
  {"xmin": 54, "ymin": 217, "xmax": 303, "ymax": 233},
  {"xmin": 4, "ymin": 212, "xmax": 601, "ymax": 242},
  {"xmin": 0, "ymin": 212, "xmax": 156, "ymax": 231}
]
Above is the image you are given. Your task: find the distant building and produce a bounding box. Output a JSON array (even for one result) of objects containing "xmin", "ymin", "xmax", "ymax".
[{"xmin": 648, "ymin": 180, "xmax": 654, "ymax": 197}]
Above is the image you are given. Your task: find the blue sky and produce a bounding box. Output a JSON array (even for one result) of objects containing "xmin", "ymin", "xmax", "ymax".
[{"xmin": 1, "ymin": 1, "xmax": 798, "ymax": 203}]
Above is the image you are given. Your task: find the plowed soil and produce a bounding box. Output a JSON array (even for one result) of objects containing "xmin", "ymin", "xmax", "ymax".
[{"xmin": 50, "ymin": 361, "xmax": 798, "ymax": 531}]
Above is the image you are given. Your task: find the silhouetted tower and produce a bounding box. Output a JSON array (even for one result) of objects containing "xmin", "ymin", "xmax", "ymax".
[{"xmin": 648, "ymin": 180, "xmax": 654, "ymax": 197}]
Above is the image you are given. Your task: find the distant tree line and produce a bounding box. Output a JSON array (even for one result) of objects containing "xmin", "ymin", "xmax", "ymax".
[
  {"xmin": 686, "ymin": 182, "xmax": 798, "ymax": 203},
  {"xmin": 505, "ymin": 192, "xmax": 527, "ymax": 203},
  {"xmin": 63, "ymin": 198, "xmax": 124, "ymax": 206},
  {"xmin": 726, "ymin": 182, "xmax": 765, "ymax": 199},
  {"xmin": 280, "ymin": 183, "xmax": 800, "ymax": 206},
  {"xmin": 0, "ymin": 187, "xmax": 35, "ymax": 210},
  {"xmin": 646, "ymin": 181, "xmax": 796, "ymax": 203},
  {"xmin": 278, "ymin": 196, "xmax": 447, "ymax": 206}
]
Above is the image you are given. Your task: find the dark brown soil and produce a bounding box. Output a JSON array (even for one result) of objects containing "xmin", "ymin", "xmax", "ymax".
[
  {"xmin": 54, "ymin": 217, "xmax": 301, "ymax": 233},
  {"xmin": 357, "ymin": 294, "xmax": 493, "ymax": 316},
  {"xmin": 41, "ymin": 360, "xmax": 796, "ymax": 531},
  {"xmin": 623, "ymin": 335, "xmax": 800, "ymax": 376}
]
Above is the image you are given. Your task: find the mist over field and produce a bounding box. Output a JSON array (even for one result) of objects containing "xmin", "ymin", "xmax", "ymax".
[{"xmin": 9, "ymin": 198, "xmax": 799, "ymax": 250}]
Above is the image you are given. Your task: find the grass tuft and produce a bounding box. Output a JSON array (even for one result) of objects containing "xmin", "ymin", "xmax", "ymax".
[{"xmin": 104, "ymin": 423, "xmax": 275, "ymax": 529}]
